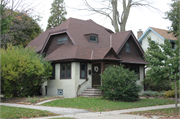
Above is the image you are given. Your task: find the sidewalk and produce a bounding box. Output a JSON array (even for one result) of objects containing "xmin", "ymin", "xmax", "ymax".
[
  {"xmin": 0, "ymin": 103, "xmax": 89, "ymax": 114},
  {"xmin": 0, "ymin": 103, "xmax": 179, "ymax": 119},
  {"xmin": 34, "ymin": 104, "xmax": 180, "ymax": 119}
]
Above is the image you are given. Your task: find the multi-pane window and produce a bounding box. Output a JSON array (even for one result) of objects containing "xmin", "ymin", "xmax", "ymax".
[
  {"xmin": 126, "ymin": 42, "xmax": 130, "ymax": 53},
  {"xmin": 60, "ymin": 63, "xmax": 71, "ymax": 79},
  {"xmin": 80, "ymin": 63, "xmax": 87, "ymax": 79}
]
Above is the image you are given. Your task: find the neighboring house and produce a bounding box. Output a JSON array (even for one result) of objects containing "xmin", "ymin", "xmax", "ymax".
[
  {"xmin": 27, "ymin": 18, "xmax": 147, "ymax": 98},
  {"xmin": 138, "ymin": 27, "xmax": 177, "ymax": 52}
]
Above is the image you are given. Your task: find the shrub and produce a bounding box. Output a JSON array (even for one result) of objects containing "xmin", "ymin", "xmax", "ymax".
[
  {"xmin": 141, "ymin": 91, "xmax": 164, "ymax": 97},
  {"xmin": 100, "ymin": 65, "xmax": 141, "ymax": 102},
  {"xmin": 164, "ymin": 90, "xmax": 179, "ymax": 98},
  {"xmin": 1, "ymin": 44, "xmax": 52, "ymax": 98},
  {"xmin": 142, "ymin": 77, "xmax": 172, "ymax": 92}
]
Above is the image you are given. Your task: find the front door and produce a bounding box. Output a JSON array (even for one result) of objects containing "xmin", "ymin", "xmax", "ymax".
[{"xmin": 92, "ymin": 63, "xmax": 101, "ymax": 88}]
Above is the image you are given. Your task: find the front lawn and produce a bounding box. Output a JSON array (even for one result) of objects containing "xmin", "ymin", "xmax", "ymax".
[
  {"xmin": 42, "ymin": 97, "xmax": 174, "ymax": 112},
  {"xmin": 125, "ymin": 108, "xmax": 180, "ymax": 118},
  {"xmin": 0, "ymin": 105, "xmax": 59, "ymax": 118}
]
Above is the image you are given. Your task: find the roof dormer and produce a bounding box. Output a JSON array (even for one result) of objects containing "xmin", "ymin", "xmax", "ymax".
[{"xmin": 84, "ymin": 33, "xmax": 98, "ymax": 43}]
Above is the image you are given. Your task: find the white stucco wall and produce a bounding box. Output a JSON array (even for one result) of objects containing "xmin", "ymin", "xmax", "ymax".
[
  {"xmin": 47, "ymin": 63, "xmax": 76, "ymax": 98},
  {"xmin": 41, "ymin": 81, "xmax": 47, "ymax": 96},
  {"xmin": 136, "ymin": 66, "xmax": 144, "ymax": 92},
  {"xmin": 77, "ymin": 63, "xmax": 92, "ymax": 95},
  {"xmin": 43, "ymin": 62, "xmax": 92, "ymax": 98},
  {"xmin": 142, "ymin": 31, "xmax": 164, "ymax": 52}
]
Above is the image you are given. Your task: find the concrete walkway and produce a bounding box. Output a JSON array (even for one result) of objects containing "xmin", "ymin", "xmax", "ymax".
[
  {"xmin": 34, "ymin": 104, "xmax": 180, "ymax": 119},
  {"xmin": 0, "ymin": 102, "xmax": 179, "ymax": 119},
  {"xmin": 0, "ymin": 103, "xmax": 90, "ymax": 114}
]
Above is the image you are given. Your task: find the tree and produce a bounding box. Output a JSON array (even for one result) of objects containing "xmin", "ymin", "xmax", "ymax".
[
  {"xmin": 0, "ymin": 0, "xmax": 12, "ymax": 35},
  {"xmin": 46, "ymin": 0, "xmax": 67, "ymax": 29},
  {"xmin": 1, "ymin": 10, "xmax": 42, "ymax": 47},
  {"xmin": 145, "ymin": 37, "xmax": 179, "ymax": 109},
  {"xmin": 100, "ymin": 65, "xmax": 141, "ymax": 102},
  {"xmin": 165, "ymin": 0, "xmax": 179, "ymax": 38},
  {"xmin": 82, "ymin": 0, "xmax": 157, "ymax": 32},
  {"xmin": 1, "ymin": 44, "xmax": 52, "ymax": 98},
  {"xmin": 1, "ymin": 0, "xmax": 43, "ymax": 48}
]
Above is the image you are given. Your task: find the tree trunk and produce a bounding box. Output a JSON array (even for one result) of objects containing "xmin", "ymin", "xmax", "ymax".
[
  {"xmin": 175, "ymin": 79, "xmax": 178, "ymax": 110},
  {"xmin": 111, "ymin": 0, "xmax": 119, "ymax": 33}
]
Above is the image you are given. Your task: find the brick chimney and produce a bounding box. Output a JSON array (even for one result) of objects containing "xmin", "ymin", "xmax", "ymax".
[{"xmin": 137, "ymin": 29, "xmax": 143, "ymax": 39}]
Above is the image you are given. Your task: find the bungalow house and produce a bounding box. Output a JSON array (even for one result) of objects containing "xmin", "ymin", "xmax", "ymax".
[
  {"xmin": 138, "ymin": 27, "xmax": 177, "ymax": 52},
  {"xmin": 27, "ymin": 18, "xmax": 147, "ymax": 98}
]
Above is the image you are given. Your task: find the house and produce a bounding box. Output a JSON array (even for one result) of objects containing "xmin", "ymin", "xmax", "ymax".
[
  {"xmin": 27, "ymin": 18, "xmax": 147, "ymax": 98},
  {"xmin": 138, "ymin": 27, "xmax": 177, "ymax": 52}
]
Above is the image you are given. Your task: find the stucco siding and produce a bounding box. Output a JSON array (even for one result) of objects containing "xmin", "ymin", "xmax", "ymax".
[
  {"xmin": 136, "ymin": 66, "xmax": 144, "ymax": 92},
  {"xmin": 77, "ymin": 63, "xmax": 92, "ymax": 95},
  {"xmin": 44, "ymin": 62, "xmax": 92, "ymax": 98}
]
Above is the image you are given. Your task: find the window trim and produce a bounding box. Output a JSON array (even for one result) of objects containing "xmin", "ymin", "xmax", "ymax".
[
  {"xmin": 60, "ymin": 63, "xmax": 71, "ymax": 79},
  {"xmin": 80, "ymin": 63, "xmax": 87, "ymax": 79},
  {"xmin": 50, "ymin": 63, "xmax": 55, "ymax": 80}
]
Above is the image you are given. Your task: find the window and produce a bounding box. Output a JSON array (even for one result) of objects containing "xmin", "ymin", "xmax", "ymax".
[
  {"xmin": 124, "ymin": 65, "xmax": 139, "ymax": 79},
  {"xmin": 50, "ymin": 63, "xmax": 55, "ymax": 79},
  {"xmin": 60, "ymin": 63, "xmax": 71, "ymax": 79},
  {"xmin": 57, "ymin": 37, "xmax": 67, "ymax": 44},
  {"xmin": 90, "ymin": 35, "xmax": 97, "ymax": 42},
  {"xmin": 126, "ymin": 42, "xmax": 130, "ymax": 53},
  {"xmin": 170, "ymin": 41, "xmax": 175, "ymax": 49},
  {"xmin": 80, "ymin": 63, "xmax": 87, "ymax": 79}
]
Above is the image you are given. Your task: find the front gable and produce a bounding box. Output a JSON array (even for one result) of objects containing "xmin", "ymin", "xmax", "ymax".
[
  {"xmin": 41, "ymin": 32, "xmax": 74, "ymax": 56},
  {"xmin": 104, "ymin": 48, "xmax": 120, "ymax": 60},
  {"xmin": 118, "ymin": 35, "xmax": 147, "ymax": 64}
]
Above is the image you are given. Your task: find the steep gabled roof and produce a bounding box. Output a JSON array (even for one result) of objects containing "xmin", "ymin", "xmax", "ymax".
[
  {"xmin": 138, "ymin": 27, "xmax": 177, "ymax": 44},
  {"xmin": 27, "ymin": 18, "xmax": 146, "ymax": 64},
  {"xmin": 113, "ymin": 30, "xmax": 144, "ymax": 55}
]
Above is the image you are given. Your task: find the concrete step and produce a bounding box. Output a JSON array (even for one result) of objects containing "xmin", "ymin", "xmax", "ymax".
[
  {"xmin": 83, "ymin": 90, "xmax": 101, "ymax": 94},
  {"xmin": 79, "ymin": 88, "xmax": 102, "ymax": 97}
]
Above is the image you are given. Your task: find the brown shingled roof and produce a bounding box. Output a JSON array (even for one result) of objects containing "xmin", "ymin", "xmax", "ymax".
[
  {"xmin": 150, "ymin": 27, "xmax": 177, "ymax": 40},
  {"xmin": 27, "ymin": 18, "xmax": 147, "ymax": 64}
]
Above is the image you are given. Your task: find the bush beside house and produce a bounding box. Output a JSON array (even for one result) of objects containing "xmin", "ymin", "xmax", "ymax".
[
  {"xmin": 100, "ymin": 65, "xmax": 141, "ymax": 102},
  {"xmin": 1, "ymin": 44, "xmax": 52, "ymax": 98}
]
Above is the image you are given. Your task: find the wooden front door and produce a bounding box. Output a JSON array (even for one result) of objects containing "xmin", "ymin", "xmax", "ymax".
[{"xmin": 92, "ymin": 63, "xmax": 101, "ymax": 88}]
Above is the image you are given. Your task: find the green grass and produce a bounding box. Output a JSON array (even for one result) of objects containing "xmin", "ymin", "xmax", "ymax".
[
  {"xmin": 0, "ymin": 105, "xmax": 59, "ymax": 118},
  {"xmin": 42, "ymin": 97, "xmax": 175, "ymax": 112},
  {"xmin": 126, "ymin": 107, "xmax": 180, "ymax": 117}
]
